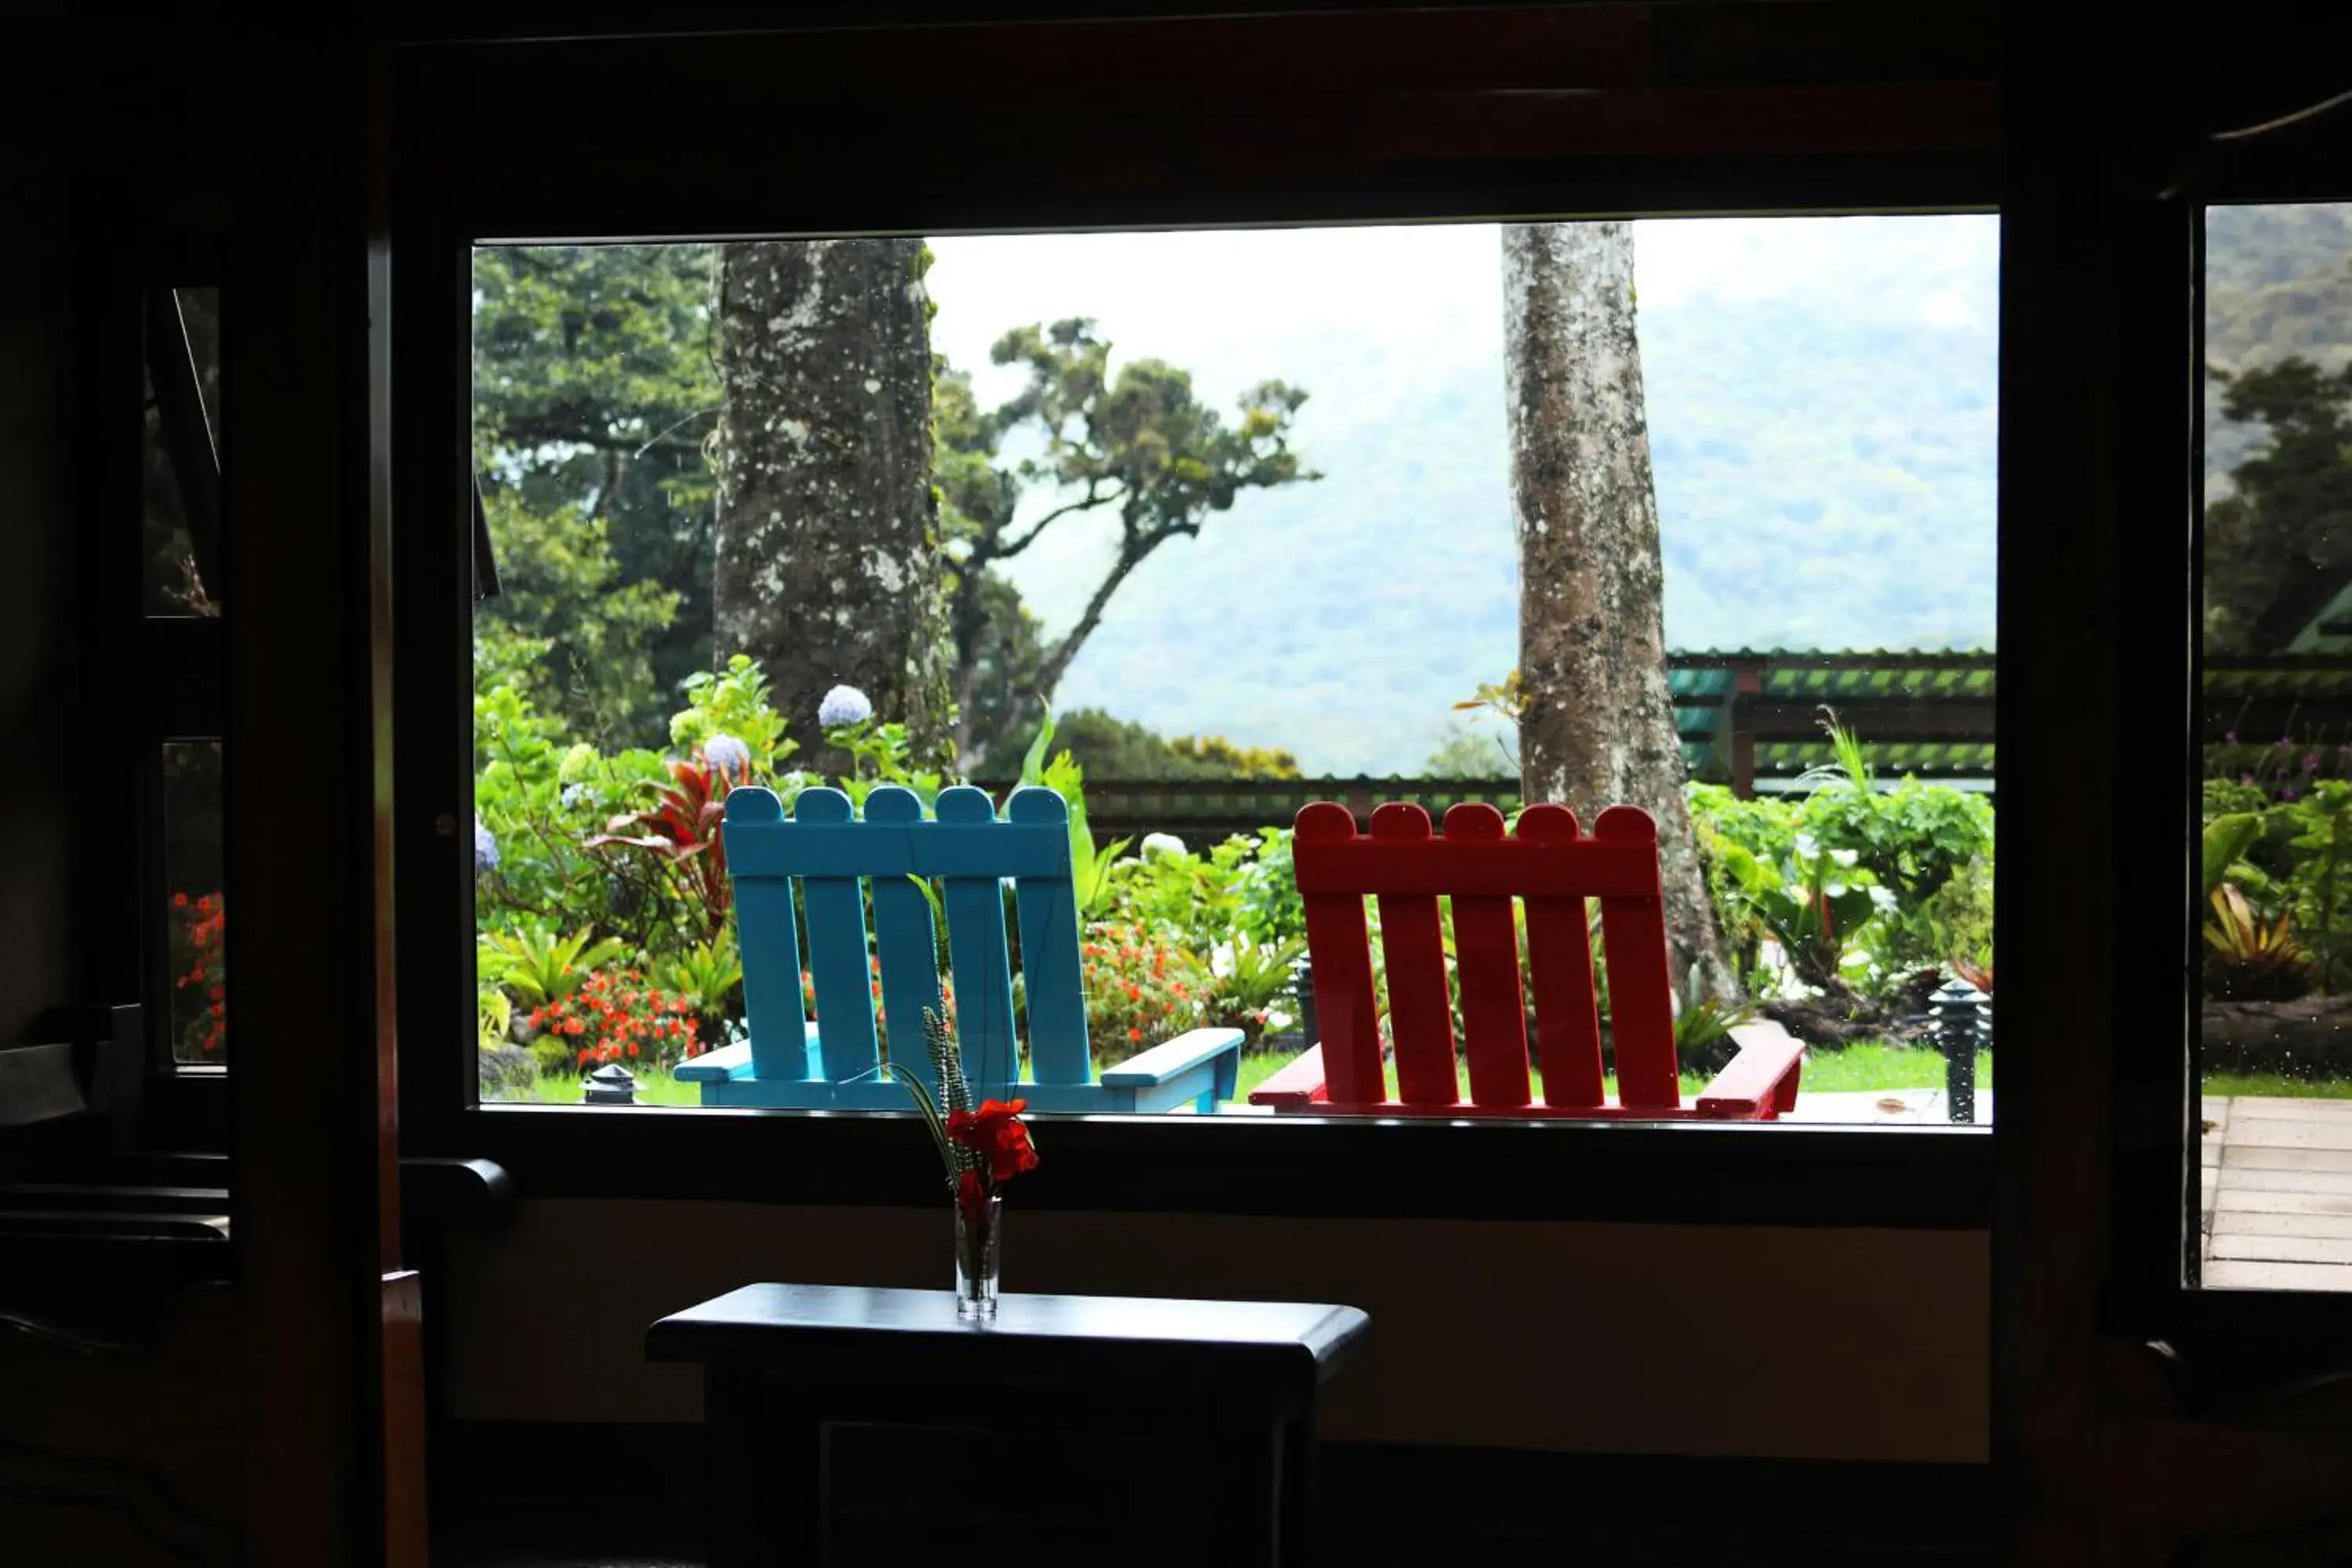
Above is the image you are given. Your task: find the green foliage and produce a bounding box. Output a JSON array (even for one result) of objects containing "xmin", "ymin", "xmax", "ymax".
[
  {"xmin": 1921, "ymin": 855, "xmax": 1994, "ymax": 978},
  {"xmin": 2204, "ymin": 812, "xmax": 2267, "ymax": 902},
  {"xmin": 478, "ymin": 985, "xmax": 514, "ymax": 1054},
  {"xmin": 1672, "ymin": 964, "xmax": 1760, "ymax": 1054},
  {"xmin": 479, "ymin": 927, "xmax": 629, "ymax": 1009},
  {"xmin": 823, "ymin": 710, "xmax": 947, "ymax": 811},
  {"xmin": 2284, "ymin": 781, "xmax": 2352, "ymax": 990},
  {"xmin": 473, "ymin": 487, "xmax": 681, "ymax": 746},
  {"xmin": 1688, "ymin": 784, "xmax": 1800, "ymax": 987},
  {"xmin": 1084, "ymin": 826, "xmax": 1308, "ymax": 1044},
  {"xmin": 473, "ymin": 244, "xmax": 723, "ymax": 746},
  {"xmin": 2204, "ymin": 356, "xmax": 2352, "ymax": 654},
  {"xmin": 670, "ymin": 654, "xmax": 792, "ymax": 773},
  {"xmin": 661, "ymin": 938, "xmax": 745, "ymax": 1022},
  {"xmin": 1690, "ymin": 765, "xmax": 1992, "ymax": 1000},
  {"xmin": 1790, "ymin": 711, "xmax": 1994, "ymax": 971},
  {"xmin": 992, "ymin": 706, "xmax": 1301, "ymax": 783},
  {"xmin": 1016, "ymin": 715, "xmax": 1128, "ymax": 917}
]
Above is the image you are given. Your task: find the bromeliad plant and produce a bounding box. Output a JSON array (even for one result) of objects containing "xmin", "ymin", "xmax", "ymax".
[
  {"xmin": 587, "ymin": 741, "xmax": 752, "ymax": 944},
  {"xmin": 2204, "ymin": 884, "xmax": 2316, "ymax": 1002},
  {"xmin": 895, "ymin": 1004, "xmax": 1037, "ymax": 1319}
]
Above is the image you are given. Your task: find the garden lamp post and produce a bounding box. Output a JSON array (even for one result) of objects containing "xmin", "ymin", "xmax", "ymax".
[
  {"xmin": 1930, "ymin": 978, "xmax": 1988, "ymax": 1125},
  {"xmin": 584, "ymin": 1062, "xmax": 641, "ymax": 1106}
]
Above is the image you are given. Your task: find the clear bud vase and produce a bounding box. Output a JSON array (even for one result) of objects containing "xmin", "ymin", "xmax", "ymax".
[{"xmin": 954, "ymin": 1191, "xmax": 1002, "ymax": 1323}]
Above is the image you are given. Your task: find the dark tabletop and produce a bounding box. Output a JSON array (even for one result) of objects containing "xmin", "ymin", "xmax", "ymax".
[{"xmin": 647, "ymin": 1283, "xmax": 1367, "ymax": 1405}]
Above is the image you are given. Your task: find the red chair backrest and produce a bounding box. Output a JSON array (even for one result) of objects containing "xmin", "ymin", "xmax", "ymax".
[{"xmin": 1292, "ymin": 800, "xmax": 1682, "ymax": 1110}]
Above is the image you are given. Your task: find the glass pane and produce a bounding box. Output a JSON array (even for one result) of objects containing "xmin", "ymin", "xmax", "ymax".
[
  {"xmin": 162, "ymin": 741, "xmax": 225, "ymax": 1064},
  {"xmin": 471, "ymin": 220, "xmax": 1996, "ymax": 1124},
  {"xmin": 2198, "ymin": 201, "xmax": 2352, "ymax": 1291},
  {"xmin": 143, "ymin": 286, "xmax": 222, "ymax": 617}
]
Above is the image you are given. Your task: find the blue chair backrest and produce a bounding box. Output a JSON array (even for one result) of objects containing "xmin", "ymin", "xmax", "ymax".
[{"xmin": 722, "ymin": 782, "xmax": 1091, "ymax": 1100}]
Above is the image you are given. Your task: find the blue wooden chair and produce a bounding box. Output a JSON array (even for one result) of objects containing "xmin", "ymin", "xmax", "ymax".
[{"xmin": 677, "ymin": 782, "xmax": 1244, "ymax": 1113}]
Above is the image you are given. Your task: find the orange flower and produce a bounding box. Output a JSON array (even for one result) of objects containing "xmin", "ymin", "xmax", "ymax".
[
  {"xmin": 946, "ymin": 1098, "xmax": 1039, "ymax": 1183},
  {"xmin": 1127, "ymin": 1026, "xmax": 1142, "ymax": 1041},
  {"xmin": 172, "ymin": 892, "xmax": 188, "ymax": 909}
]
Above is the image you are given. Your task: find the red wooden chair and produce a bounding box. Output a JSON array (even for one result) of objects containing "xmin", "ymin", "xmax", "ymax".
[{"xmin": 1249, "ymin": 800, "xmax": 1805, "ymax": 1119}]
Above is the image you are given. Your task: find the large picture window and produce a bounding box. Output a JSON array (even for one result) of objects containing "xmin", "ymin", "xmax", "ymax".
[{"xmin": 466, "ymin": 216, "xmax": 1998, "ymax": 1131}]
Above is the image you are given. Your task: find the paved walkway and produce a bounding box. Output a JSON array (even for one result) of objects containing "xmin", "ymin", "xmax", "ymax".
[
  {"xmin": 1778, "ymin": 1087, "xmax": 1992, "ymax": 1126},
  {"xmin": 2201, "ymin": 1096, "xmax": 2352, "ymax": 1291}
]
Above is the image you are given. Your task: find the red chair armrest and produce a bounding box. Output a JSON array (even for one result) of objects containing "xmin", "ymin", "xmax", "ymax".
[
  {"xmin": 1247, "ymin": 1043, "xmax": 1330, "ymax": 1109},
  {"xmin": 1693, "ymin": 1022, "xmax": 1806, "ymax": 1118}
]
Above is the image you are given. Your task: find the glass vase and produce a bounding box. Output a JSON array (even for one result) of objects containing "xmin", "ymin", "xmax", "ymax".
[{"xmin": 954, "ymin": 1190, "xmax": 1002, "ymax": 1323}]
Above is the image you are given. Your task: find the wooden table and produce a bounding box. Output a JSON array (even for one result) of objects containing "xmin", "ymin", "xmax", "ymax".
[{"xmin": 647, "ymin": 1283, "xmax": 1368, "ymax": 1567}]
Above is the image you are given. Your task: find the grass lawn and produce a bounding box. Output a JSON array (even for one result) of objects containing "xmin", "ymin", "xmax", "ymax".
[
  {"xmin": 2205, "ymin": 1072, "xmax": 2352, "ymax": 1101},
  {"xmin": 1229, "ymin": 1040, "xmax": 1993, "ymax": 1105},
  {"xmin": 498, "ymin": 1040, "xmax": 2001, "ymax": 1109}
]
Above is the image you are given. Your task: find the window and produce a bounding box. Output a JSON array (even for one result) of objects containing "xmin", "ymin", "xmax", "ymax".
[
  {"xmin": 141, "ymin": 286, "xmax": 227, "ymax": 1069},
  {"xmin": 466, "ymin": 218, "xmax": 1997, "ymax": 1132},
  {"xmin": 2198, "ymin": 201, "xmax": 2352, "ymax": 1293}
]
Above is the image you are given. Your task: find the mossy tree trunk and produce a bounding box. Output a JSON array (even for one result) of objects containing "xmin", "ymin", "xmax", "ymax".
[
  {"xmin": 1502, "ymin": 221, "xmax": 1737, "ymax": 1005},
  {"xmin": 712, "ymin": 239, "xmax": 954, "ymax": 773}
]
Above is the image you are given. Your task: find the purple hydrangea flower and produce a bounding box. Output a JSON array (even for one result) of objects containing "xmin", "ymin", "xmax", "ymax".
[
  {"xmin": 2306, "ymin": 753, "xmax": 2321, "ymax": 773},
  {"xmin": 817, "ymin": 684, "xmax": 873, "ymax": 728},
  {"xmin": 2223, "ymin": 731, "xmax": 2239, "ymax": 746},
  {"xmin": 473, "ymin": 814, "xmax": 499, "ymax": 873},
  {"xmin": 702, "ymin": 734, "xmax": 750, "ymax": 775}
]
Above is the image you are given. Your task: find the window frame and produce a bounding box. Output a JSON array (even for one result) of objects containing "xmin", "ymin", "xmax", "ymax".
[
  {"xmin": 2107, "ymin": 128, "xmax": 2352, "ymax": 1361},
  {"xmin": 96, "ymin": 238, "xmax": 234, "ymax": 1150},
  {"xmin": 389, "ymin": 11, "xmax": 2005, "ymax": 1226}
]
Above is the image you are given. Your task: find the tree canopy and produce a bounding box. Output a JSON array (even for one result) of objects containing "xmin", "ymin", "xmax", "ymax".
[
  {"xmin": 469, "ymin": 249, "xmax": 1315, "ymax": 771},
  {"xmin": 2205, "ymin": 357, "xmax": 2352, "ymax": 655}
]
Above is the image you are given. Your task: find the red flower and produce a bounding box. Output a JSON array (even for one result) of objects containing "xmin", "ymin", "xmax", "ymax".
[
  {"xmin": 946, "ymin": 1098, "xmax": 1039, "ymax": 1183},
  {"xmin": 172, "ymin": 892, "xmax": 188, "ymax": 909},
  {"xmin": 1127, "ymin": 1027, "xmax": 1142, "ymax": 1042}
]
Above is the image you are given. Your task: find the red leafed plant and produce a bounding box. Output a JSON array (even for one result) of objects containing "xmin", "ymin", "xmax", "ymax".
[{"xmin": 586, "ymin": 746, "xmax": 749, "ymax": 942}]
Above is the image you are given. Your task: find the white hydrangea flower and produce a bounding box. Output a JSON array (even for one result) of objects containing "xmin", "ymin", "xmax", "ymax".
[
  {"xmin": 1141, "ymin": 832, "xmax": 1188, "ymax": 861},
  {"xmin": 817, "ymin": 684, "xmax": 873, "ymax": 728},
  {"xmin": 702, "ymin": 734, "xmax": 750, "ymax": 774},
  {"xmin": 557, "ymin": 742, "xmax": 597, "ymax": 784}
]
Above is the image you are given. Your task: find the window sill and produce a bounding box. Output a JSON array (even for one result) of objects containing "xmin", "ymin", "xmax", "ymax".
[{"xmin": 422, "ymin": 1099, "xmax": 1994, "ymax": 1227}]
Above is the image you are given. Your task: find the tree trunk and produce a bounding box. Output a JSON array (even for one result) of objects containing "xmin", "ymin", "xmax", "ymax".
[
  {"xmin": 1502, "ymin": 221, "xmax": 1738, "ymax": 1004},
  {"xmin": 711, "ymin": 239, "xmax": 954, "ymax": 773}
]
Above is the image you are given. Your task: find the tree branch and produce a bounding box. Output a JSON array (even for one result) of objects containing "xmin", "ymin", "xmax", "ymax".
[{"xmin": 992, "ymin": 481, "xmax": 1122, "ymax": 561}]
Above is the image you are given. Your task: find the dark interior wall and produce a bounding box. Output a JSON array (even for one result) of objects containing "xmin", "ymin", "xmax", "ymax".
[
  {"xmin": 0, "ymin": 139, "xmax": 82, "ymax": 1051},
  {"xmin": 448, "ymin": 1200, "xmax": 1989, "ymax": 1462}
]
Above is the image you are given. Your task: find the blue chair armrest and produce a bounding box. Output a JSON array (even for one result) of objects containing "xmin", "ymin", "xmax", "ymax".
[
  {"xmin": 1098, "ymin": 1027, "xmax": 1245, "ymax": 1088},
  {"xmin": 673, "ymin": 1042, "xmax": 753, "ymax": 1083}
]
